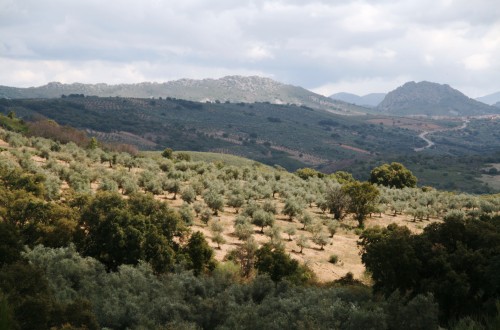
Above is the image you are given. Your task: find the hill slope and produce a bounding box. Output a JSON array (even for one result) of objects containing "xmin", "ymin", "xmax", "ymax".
[
  {"xmin": 0, "ymin": 97, "xmax": 421, "ymax": 168},
  {"xmin": 0, "ymin": 76, "xmax": 366, "ymax": 115},
  {"xmin": 377, "ymin": 81, "xmax": 499, "ymax": 116}
]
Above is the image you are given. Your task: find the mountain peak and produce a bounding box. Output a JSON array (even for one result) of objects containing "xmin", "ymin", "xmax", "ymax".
[{"xmin": 377, "ymin": 81, "xmax": 498, "ymax": 116}]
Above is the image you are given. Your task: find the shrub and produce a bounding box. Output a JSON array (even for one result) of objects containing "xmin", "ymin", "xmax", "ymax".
[{"xmin": 328, "ymin": 254, "xmax": 339, "ymax": 264}]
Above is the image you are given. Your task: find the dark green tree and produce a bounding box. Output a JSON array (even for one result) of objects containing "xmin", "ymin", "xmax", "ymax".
[
  {"xmin": 76, "ymin": 192, "xmax": 183, "ymax": 272},
  {"xmin": 183, "ymin": 232, "xmax": 216, "ymax": 276},
  {"xmin": 330, "ymin": 171, "xmax": 355, "ymax": 184},
  {"xmin": 325, "ymin": 184, "xmax": 351, "ymax": 220},
  {"xmin": 255, "ymin": 244, "xmax": 300, "ymax": 282},
  {"xmin": 87, "ymin": 137, "xmax": 99, "ymax": 150},
  {"xmin": 370, "ymin": 162, "xmax": 417, "ymax": 188},
  {"xmin": 342, "ymin": 181, "xmax": 379, "ymax": 228},
  {"xmin": 0, "ymin": 261, "xmax": 99, "ymax": 330},
  {"xmin": 0, "ymin": 222, "xmax": 22, "ymax": 266},
  {"xmin": 358, "ymin": 224, "xmax": 419, "ymax": 295},
  {"xmin": 359, "ymin": 215, "xmax": 500, "ymax": 325},
  {"xmin": 295, "ymin": 168, "xmax": 323, "ymax": 180},
  {"xmin": 162, "ymin": 148, "xmax": 173, "ymax": 159}
]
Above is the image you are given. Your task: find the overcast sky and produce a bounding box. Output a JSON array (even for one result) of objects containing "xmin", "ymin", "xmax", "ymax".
[{"xmin": 1, "ymin": 0, "xmax": 499, "ymax": 97}]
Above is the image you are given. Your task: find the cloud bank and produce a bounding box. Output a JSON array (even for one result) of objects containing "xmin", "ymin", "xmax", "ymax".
[{"xmin": 1, "ymin": 0, "xmax": 499, "ymax": 96}]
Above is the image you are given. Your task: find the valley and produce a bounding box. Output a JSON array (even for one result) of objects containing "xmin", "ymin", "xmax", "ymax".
[
  {"xmin": 414, "ymin": 118, "xmax": 469, "ymax": 152},
  {"xmin": 1, "ymin": 94, "xmax": 499, "ymax": 193}
]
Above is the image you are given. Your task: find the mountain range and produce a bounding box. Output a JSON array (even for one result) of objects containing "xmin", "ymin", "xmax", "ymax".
[
  {"xmin": 0, "ymin": 76, "xmax": 365, "ymax": 115},
  {"xmin": 376, "ymin": 81, "xmax": 499, "ymax": 117},
  {"xmin": 329, "ymin": 92, "xmax": 386, "ymax": 107},
  {"xmin": 2, "ymin": 77, "xmax": 499, "ymax": 118}
]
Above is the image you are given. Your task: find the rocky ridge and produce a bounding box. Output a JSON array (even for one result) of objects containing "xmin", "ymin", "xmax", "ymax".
[{"xmin": 0, "ymin": 76, "xmax": 365, "ymax": 114}]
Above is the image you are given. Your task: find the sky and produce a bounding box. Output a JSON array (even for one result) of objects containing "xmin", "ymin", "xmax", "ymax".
[{"xmin": 1, "ymin": 0, "xmax": 500, "ymax": 97}]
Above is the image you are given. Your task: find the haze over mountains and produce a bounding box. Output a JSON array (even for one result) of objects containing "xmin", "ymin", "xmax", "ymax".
[
  {"xmin": 476, "ymin": 91, "xmax": 500, "ymax": 105},
  {"xmin": 329, "ymin": 92, "xmax": 386, "ymax": 107}
]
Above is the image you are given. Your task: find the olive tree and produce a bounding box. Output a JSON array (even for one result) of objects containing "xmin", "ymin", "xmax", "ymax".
[
  {"xmin": 283, "ymin": 198, "xmax": 303, "ymax": 221},
  {"xmin": 296, "ymin": 234, "xmax": 309, "ymax": 254},
  {"xmin": 252, "ymin": 209, "xmax": 275, "ymax": 233},
  {"xmin": 312, "ymin": 230, "xmax": 331, "ymax": 250},
  {"xmin": 203, "ymin": 190, "xmax": 224, "ymax": 215}
]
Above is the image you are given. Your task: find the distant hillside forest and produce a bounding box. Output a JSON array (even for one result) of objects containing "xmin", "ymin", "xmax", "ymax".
[
  {"xmin": 1, "ymin": 96, "xmax": 500, "ymax": 193},
  {"xmin": 0, "ymin": 114, "xmax": 500, "ymax": 329}
]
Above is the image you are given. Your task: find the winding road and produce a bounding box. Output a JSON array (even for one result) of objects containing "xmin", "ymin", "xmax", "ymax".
[{"xmin": 414, "ymin": 118, "xmax": 469, "ymax": 152}]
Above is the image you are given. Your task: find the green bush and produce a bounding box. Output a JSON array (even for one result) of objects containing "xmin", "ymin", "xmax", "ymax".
[{"xmin": 328, "ymin": 254, "xmax": 339, "ymax": 264}]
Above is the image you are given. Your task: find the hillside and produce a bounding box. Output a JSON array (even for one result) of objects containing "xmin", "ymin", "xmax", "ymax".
[
  {"xmin": 377, "ymin": 81, "xmax": 499, "ymax": 116},
  {"xmin": 0, "ymin": 96, "xmax": 420, "ymax": 169},
  {"xmin": 1, "ymin": 119, "xmax": 500, "ymax": 329},
  {"xmin": 0, "ymin": 76, "xmax": 366, "ymax": 115},
  {"xmin": 0, "ymin": 121, "xmax": 498, "ymax": 283},
  {"xmin": 330, "ymin": 92, "xmax": 386, "ymax": 107}
]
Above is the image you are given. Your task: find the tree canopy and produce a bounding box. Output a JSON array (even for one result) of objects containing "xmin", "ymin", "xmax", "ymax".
[
  {"xmin": 342, "ymin": 181, "xmax": 380, "ymax": 227},
  {"xmin": 370, "ymin": 162, "xmax": 417, "ymax": 188},
  {"xmin": 359, "ymin": 214, "xmax": 500, "ymax": 323}
]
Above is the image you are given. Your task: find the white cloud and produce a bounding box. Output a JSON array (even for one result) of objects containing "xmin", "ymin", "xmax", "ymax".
[
  {"xmin": 462, "ymin": 54, "xmax": 491, "ymax": 71},
  {"xmin": 339, "ymin": 3, "xmax": 395, "ymax": 33},
  {"xmin": 247, "ymin": 45, "xmax": 274, "ymax": 60}
]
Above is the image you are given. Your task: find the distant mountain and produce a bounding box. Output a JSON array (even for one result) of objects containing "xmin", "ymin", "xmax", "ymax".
[
  {"xmin": 0, "ymin": 76, "xmax": 366, "ymax": 115},
  {"xmin": 476, "ymin": 91, "xmax": 500, "ymax": 106},
  {"xmin": 494, "ymin": 101, "xmax": 500, "ymax": 108},
  {"xmin": 330, "ymin": 92, "xmax": 386, "ymax": 107},
  {"xmin": 377, "ymin": 81, "xmax": 499, "ymax": 117}
]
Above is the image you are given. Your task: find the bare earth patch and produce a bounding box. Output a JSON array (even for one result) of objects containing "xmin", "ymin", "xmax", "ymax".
[
  {"xmin": 179, "ymin": 200, "xmax": 439, "ymax": 284},
  {"xmin": 0, "ymin": 139, "xmax": 9, "ymax": 148}
]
